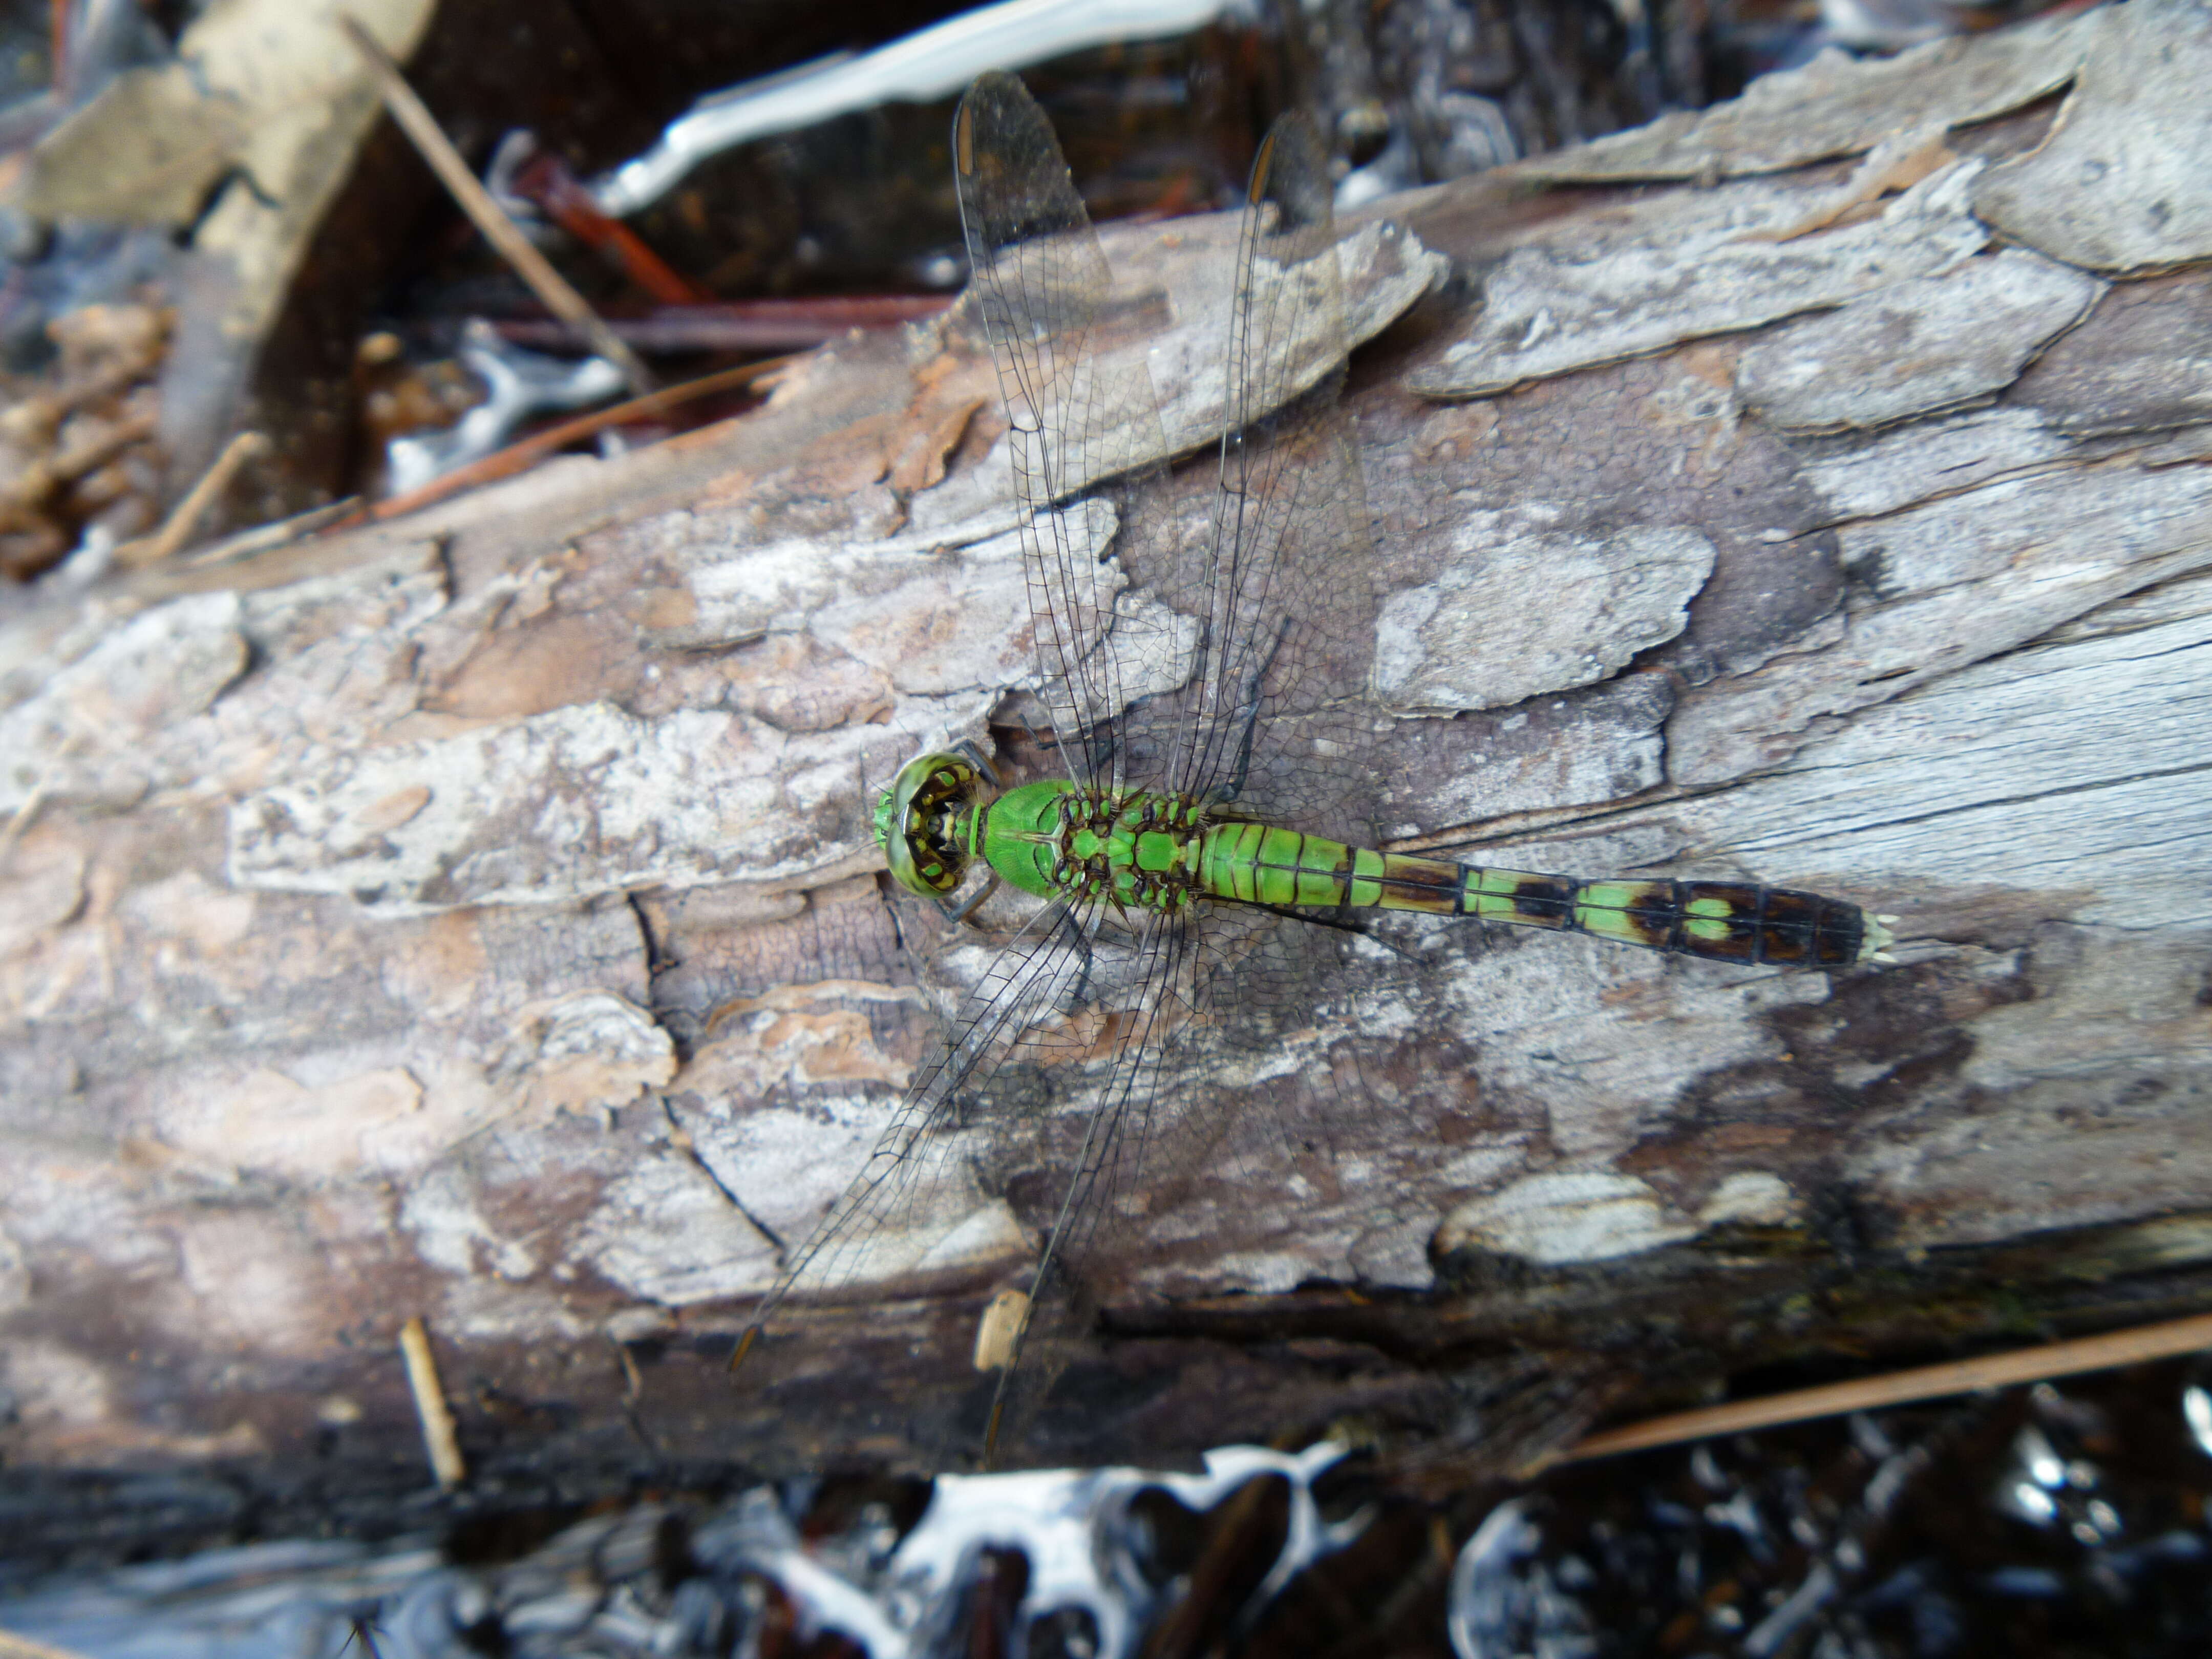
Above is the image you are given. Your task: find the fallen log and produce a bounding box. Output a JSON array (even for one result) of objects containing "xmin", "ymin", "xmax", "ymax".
[{"xmin": 1, "ymin": 0, "xmax": 2208, "ymax": 1542}]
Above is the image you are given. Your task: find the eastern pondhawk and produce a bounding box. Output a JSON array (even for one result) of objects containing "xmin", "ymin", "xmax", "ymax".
[{"xmin": 733, "ymin": 71, "xmax": 1892, "ymax": 1459}]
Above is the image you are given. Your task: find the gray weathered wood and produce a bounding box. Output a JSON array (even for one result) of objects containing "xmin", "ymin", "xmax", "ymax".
[{"xmin": 2, "ymin": 1, "xmax": 2208, "ymax": 1503}]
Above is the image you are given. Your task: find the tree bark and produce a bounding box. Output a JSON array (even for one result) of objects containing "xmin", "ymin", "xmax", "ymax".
[{"xmin": 3, "ymin": 0, "xmax": 2209, "ymax": 1534}]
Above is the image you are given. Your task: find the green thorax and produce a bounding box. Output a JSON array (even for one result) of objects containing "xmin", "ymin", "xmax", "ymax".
[
  {"xmin": 982, "ymin": 779, "xmax": 1210, "ymax": 908},
  {"xmin": 874, "ymin": 752, "xmax": 1211, "ymax": 911}
]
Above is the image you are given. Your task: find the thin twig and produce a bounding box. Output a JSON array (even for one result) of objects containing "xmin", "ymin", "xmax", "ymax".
[
  {"xmin": 115, "ymin": 429, "xmax": 269, "ymax": 566},
  {"xmin": 398, "ymin": 1315, "xmax": 466, "ymax": 1490},
  {"xmin": 0, "ymin": 730, "xmax": 81, "ymax": 859},
  {"xmin": 183, "ymin": 496, "xmax": 361, "ymax": 568},
  {"xmin": 337, "ymin": 15, "xmax": 655, "ymax": 398},
  {"xmin": 48, "ymin": 0, "xmax": 68, "ymax": 98},
  {"xmin": 1530, "ymin": 1308, "xmax": 2212, "ymax": 1473},
  {"xmin": 361, "ymin": 355, "xmax": 784, "ymax": 524},
  {"xmin": 0, "ymin": 410, "xmax": 158, "ymax": 523},
  {"xmin": 614, "ymin": 1338, "xmax": 644, "ymax": 1405}
]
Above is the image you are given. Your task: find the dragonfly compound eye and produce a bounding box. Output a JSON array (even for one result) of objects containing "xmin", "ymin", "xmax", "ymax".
[{"xmin": 879, "ymin": 751, "xmax": 984, "ymax": 898}]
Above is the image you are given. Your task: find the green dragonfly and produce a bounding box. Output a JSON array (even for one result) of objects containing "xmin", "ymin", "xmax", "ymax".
[{"xmin": 733, "ymin": 72, "xmax": 1892, "ymax": 1459}]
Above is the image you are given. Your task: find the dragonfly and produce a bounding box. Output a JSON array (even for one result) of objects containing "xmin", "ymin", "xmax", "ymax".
[{"xmin": 732, "ymin": 71, "xmax": 1894, "ymax": 1462}]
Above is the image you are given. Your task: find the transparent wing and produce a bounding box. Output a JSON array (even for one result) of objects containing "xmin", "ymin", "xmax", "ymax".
[
  {"xmin": 735, "ymin": 78, "xmax": 1182, "ymax": 1445},
  {"xmin": 1127, "ymin": 111, "xmax": 1380, "ymax": 837},
  {"xmin": 956, "ymin": 76, "xmax": 1374, "ymax": 824},
  {"xmin": 979, "ymin": 902, "xmax": 1213, "ymax": 1455},
  {"xmin": 954, "ymin": 71, "xmax": 1178, "ymax": 794},
  {"xmin": 969, "ymin": 107, "xmax": 1390, "ymax": 1456},
  {"xmin": 742, "ymin": 82, "xmax": 1389, "ymax": 1467},
  {"xmin": 734, "ymin": 892, "xmax": 1095, "ymax": 1348}
]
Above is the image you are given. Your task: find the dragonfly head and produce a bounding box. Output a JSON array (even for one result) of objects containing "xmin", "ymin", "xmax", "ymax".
[{"xmin": 874, "ymin": 751, "xmax": 987, "ymax": 899}]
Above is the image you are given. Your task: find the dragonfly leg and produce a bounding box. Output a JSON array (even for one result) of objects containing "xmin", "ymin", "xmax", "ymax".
[
  {"xmin": 939, "ymin": 870, "xmax": 1002, "ymax": 924},
  {"xmin": 949, "ymin": 736, "xmax": 1004, "ymax": 789},
  {"xmin": 1052, "ymin": 902, "xmax": 1097, "ymax": 1012},
  {"xmin": 1209, "ymin": 616, "xmax": 1294, "ymax": 808}
]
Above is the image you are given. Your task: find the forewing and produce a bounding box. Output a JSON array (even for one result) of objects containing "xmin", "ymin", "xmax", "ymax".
[
  {"xmin": 1137, "ymin": 113, "xmax": 1381, "ymax": 837},
  {"xmin": 955, "ymin": 72, "xmax": 1178, "ymax": 793}
]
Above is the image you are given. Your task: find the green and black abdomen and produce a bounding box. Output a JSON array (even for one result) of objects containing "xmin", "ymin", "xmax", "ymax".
[
  {"xmin": 1197, "ymin": 822, "xmax": 1880, "ymax": 967},
  {"xmin": 1480, "ymin": 869, "xmax": 1874, "ymax": 967}
]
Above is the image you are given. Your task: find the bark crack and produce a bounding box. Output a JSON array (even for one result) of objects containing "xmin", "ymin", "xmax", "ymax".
[{"xmin": 659, "ymin": 1095, "xmax": 789, "ymax": 1263}]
